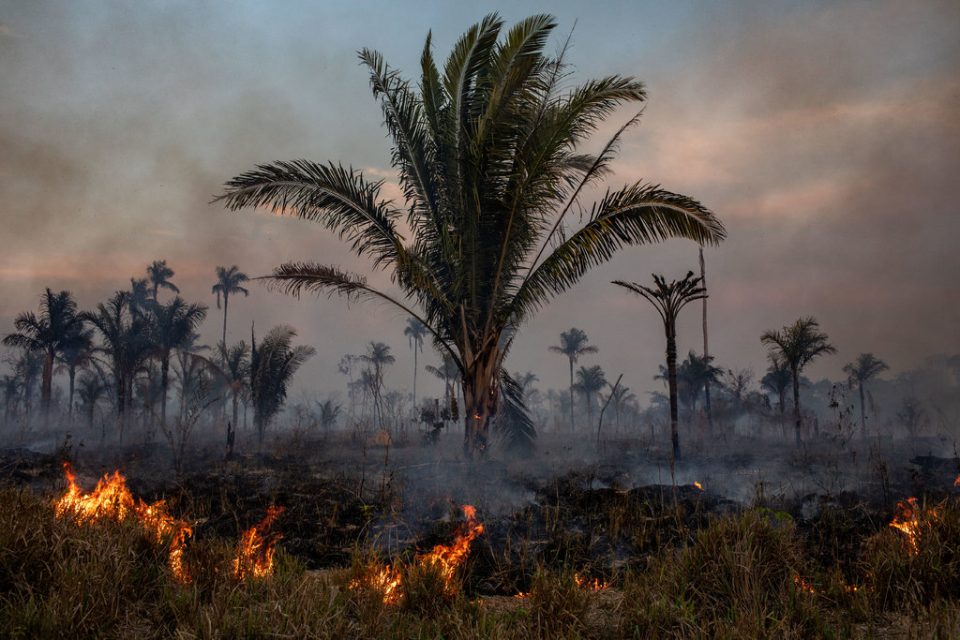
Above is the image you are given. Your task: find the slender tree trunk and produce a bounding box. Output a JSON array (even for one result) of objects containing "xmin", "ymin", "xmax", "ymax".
[
  {"xmin": 699, "ymin": 247, "xmax": 713, "ymax": 434},
  {"xmin": 67, "ymin": 366, "xmax": 76, "ymax": 420},
  {"xmin": 792, "ymin": 366, "xmax": 802, "ymax": 446},
  {"xmin": 232, "ymin": 390, "xmax": 239, "ymax": 431},
  {"xmin": 160, "ymin": 354, "xmax": 169, "ymax": 432},
  {"xmin": 666, "ymin": 327, "xmax": 680, "ymax": 463},
  {"xmin": 778, "ymin": 389, "xmax": 786, "ymax": 439},
  {"xmin": 859, "ymin": 382, "xmax": 867, "ymax": 438},
  {"xmin": 41, "ymin": 349, "xmax": 54, "ymax": 416},
  {"xmin": 568, "ymin": 357, "xmax": 575, "ymax": 433},
  {"xmin": 412, "ymin": 345, "xmax": 418, "ymax": 407},
  {"xmin": 221, "ymin": 294, "xmax": 229, "ymax": 352}
]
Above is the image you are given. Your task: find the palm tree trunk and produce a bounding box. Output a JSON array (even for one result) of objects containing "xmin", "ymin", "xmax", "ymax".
[
  {"xmin": 792, "ymin": 366, "xmax": 802, "ymax": 446},
  {"xmin": 221, "ymin": 294, "xmax": 229, "ymax": 352},
  {"xmin": 160, "ymin": 354, "xmax": 169, "ymax": 432},
  {"xmin": 232, "ymin": 391, "xmax": 239, "ymax": 431},
  {"xmin": 859, "ymin": 382, "xmax": 867, "ymax": 439},
  {"xmin": 699, "ymin": 247, "xmax": 713, "ymax": 434},
  {"xmin": 666, "ymin": 328, "xmax": 680, "ymax": 463},
  {"xmin": 41, "ymin": 349, "xmax": 54, "ymax": 416},
  {"xmin": 67, "ymin": 366, "xmax": 76, "ymax": 420},
  {"xmin": 568, "ymin": 357, "xmax": 575, "ymax": 433},
  {"xmin": 462, "ymin": 350, "xmax": 498, "ymax": 458},
  {"xmin": 412, "ymin": 344, "xmax": 418, "ymax": 406}
]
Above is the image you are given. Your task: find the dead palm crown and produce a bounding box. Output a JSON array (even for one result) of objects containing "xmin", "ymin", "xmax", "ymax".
[{"xmin": 217, "ymin": 14, "xmax": 725, "ymax": 456}]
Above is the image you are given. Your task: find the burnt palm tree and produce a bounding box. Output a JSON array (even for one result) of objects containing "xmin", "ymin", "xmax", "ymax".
[
  {"xmin": 549, "ymin": 328, "xmax": 598, "ymax": 433},
  {"xmin": 217, "ymin": 14, "xmax": 724, "ymax": 456},
  {"xmin": 404, "ymin": 317, "xmax": 428, "ymax": 404},
  {"xmin": 614, "ymin": 272, "xmax": 706, "ymax": 462},
  {"xmin": 761, "ymin": 355, "xmax": 791, "ymax": 436},
  {"xmin": 843, "ymin": 353, "xmax": 889, "ymax": 437},
  {"xmin": 761, "ymin": 317, "xmax": 836, "ymax": 445},
  {"xmin": 149, "ymin": 296, "xmax": 208, "ymax": 429},
  {"xmin": 250, "ymin": 325, "xmax": 315, "ymax": 446},
  {"xmin": 146, "ymin": 259, "xmax": 179, "ymax": 300},
  {"xmin": 3, "ymin": 288, "xmax": 87, "ymax": 416},
  {"xmin": 574, "ymin": 364, "xmax": 606, "ymax": 429},
  {"xmin": 212, "ymin": 265, "xmax": 249, "ymax": 350}
]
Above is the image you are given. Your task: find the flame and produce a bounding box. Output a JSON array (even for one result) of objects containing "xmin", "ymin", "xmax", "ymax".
[
  {"xmin": 692, "ymin": 481, "xmax": 703, "ymax": 491},
  {"xmin": 54, "ymin": 463, "xmax": 192, "ymax": 582},
  {"xmin": 232, "ymin": 506, "xmax": 284, "ymax": 580},
  {"xmin": 954, "ymin": 474, "xmax": 960, "ymax": 488},
  {"xmin": 352, "ymin": 505, "xmax": 483, "ymax": 603},
  {"xmin": 574, "ymin": 573, "xmax": 609, "ymax": 592},
  {"xmin": 888, "ymin": 497, "xmax": 939, "ymax": 555},
  {"xmin": 793, "ymin": 575, "xmax": 816, "ymax": 594}
]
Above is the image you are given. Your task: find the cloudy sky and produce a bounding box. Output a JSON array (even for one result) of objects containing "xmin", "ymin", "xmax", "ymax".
[{"xmin": 1, "ymin": 0, "xmax": 958, "ymax": 403}]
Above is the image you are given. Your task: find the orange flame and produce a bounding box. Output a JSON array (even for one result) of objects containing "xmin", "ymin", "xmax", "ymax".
[
  {"xmin": 692, "ymin": 481, "xmax": 703, "ymax": 491},
  {"xmin": 54, "ymin": 463, "xmax": 192, "ymax": 582},
  {"xmin": 888, "ymin": 497, "xmax": 939, "ymax": 555},
  {"xmin": 232, "ymin": 506, "xmax": 284, "ymax": 580},
  {"xmin": 352, "ymin": 504, "xmax": 483, "ymax": 603},
  {"xmin": 793, "ymin": 575, "xmax": 816, "ymax": 594},
  {"xmin": 574, "ymin": 573, "xmax": 609, "ymax": 592},
  {"xmin": 954, "ymin": 474, "xmax": 960, "ymax": 488}
]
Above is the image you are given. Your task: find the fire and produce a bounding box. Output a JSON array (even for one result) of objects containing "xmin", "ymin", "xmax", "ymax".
[
  {"xmin": 232, "ymin": 506, "xmax": 285, "ymax": 580},
  {"xmin": 954, "ymin": 474, "xmax": 960, "ymax": 488},
  {"xmin": 888, "ymin": 497, "xmax": 939, "ymax": 555},
  {"xmin": 574, "ymin": 573, "xmax": 609, "ymax": 592},
  {"xmin": 54, "ymin": 463, "xmax": 192, "ymax": 582},
  {"xmin": 692, "ymin": 481, "xmax": 703, "ymax": 491},
  {"xmin": 352, "ymin": 504, "xmax": 483, "ymax": 603},
  {"xmin": 793, "ymin": 575, "xmax": 816, "ymax": 594}
]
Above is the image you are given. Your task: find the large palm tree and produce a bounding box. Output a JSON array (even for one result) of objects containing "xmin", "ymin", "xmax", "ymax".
[
  {"xmin": 249, "ymin": 325, "xmax": 314, "ymax": 446},
  {"xmin": 614, "ymin": 272, "xmax": 706, "ymax": 463},
  {"xmin": 761, "ymin": 317, "xmax": 836, "ymax": 445},
  {"xmin": 574, "ymin": 364, "xmax": 607, "ymax": 430},
  {"xmin": 842, "ymin": 352, "xmax": 889, "ymax": 438},
  {"xmin": 549, "ymin": 328, "xmax": 598, "ymax": 433},
  {"xmin": 404, "ymin": 317, "xmax": 428, "ymax": 405},
  {"xmin": 146, "ymin": 259, "xmax": 179, "ymax": 300},
  {"xmin": 3, "ymin": 288, "xmax": 87, "ymax": 416},
  {"xmin": 212, "ymin": 266, "xmax": 250, "ymax": 350},
  {"xmin": 149, "ymin": 296, "xmax": 208, "ymax": 430},
  {"xmin": 217, "ymin": 14, "xmax": 724, "ymax": 456}
]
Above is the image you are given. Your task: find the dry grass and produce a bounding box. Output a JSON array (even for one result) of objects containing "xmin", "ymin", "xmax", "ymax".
[{"xmin": 1, "ymin": 488, "xmax": 960, "ymax": 638}]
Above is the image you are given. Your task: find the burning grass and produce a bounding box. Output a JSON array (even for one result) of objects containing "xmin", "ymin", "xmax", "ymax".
[{"xmin": 3, "ymin": 475, "xmax": 960, "ymax": 637}]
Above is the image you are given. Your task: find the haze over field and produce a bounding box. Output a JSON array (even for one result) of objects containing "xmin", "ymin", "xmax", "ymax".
[{"xmin": 1, "ymin": 0, "xmax": 958, "ymax": 399}]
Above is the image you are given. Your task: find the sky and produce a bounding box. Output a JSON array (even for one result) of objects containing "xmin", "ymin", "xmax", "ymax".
[{"xmin": 1, "ymin": 0, "xmax": 958, "ymax": 404}]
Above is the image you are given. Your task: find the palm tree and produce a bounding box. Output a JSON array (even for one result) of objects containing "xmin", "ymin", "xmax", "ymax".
[
  {"xmin": 249, "ymin": 325, "xmax": 315, "ymax": 446},
  {"xmin": 426, "ymin": 353, "xmax": 460, "ymax": 413},
  {"xmin": 614, "ymin": 272, "xmax": 706, "ymax": 463},
  {"xmin": 404, "ymin": 317, "xmax": 428, "ymax": 405},
  {"xmin": 217, "ymin": 341, "xmax": 250, "ymax": 431},
  {"xmin": 605, "ymin": 382, "xmax": 636, "ymax": 431},
  {"xmin": 217, "ymin": 14, "xmax": 724, "ymax": 456},
  {"xmin": 317, "ymin": 398, "xmax": 342, "ymax": 431},
  {"xmin": 3, "ymin": 288, "xmax": 87, "ymax": 416},
  {"xmin": 842, "ymin": 353, "xmax": 889, "ymax": 437},
  {"xmin": 56, "ymin": 328, "xmax": 94, "ymax": 419},
  {"xmin": 9, "ymin": 350, "xmax": 42, "ymax": 418},
  {"xmin": 128, "ymin": 278, "xmax": 152, "ymax": 317},
  {"xmin": 76, "ymin": 369, "xmax": 109, "ymax": 430},
  {"xmin": 149, "ymin": 296, "xmax": 208, "ymax": 430},
  {"xmin": 761, "ymin": 355, "xmax": 791, "ymax": 435},
  {"xmin": 146, "ymin": 259, "xmax": 179, "ymax": 300},
  {"xmin": 84, "ymin": 291, "xmax": 153, "ymax": 438},
  {"xmin": 761, "ymin": 317, "xmax": 836, "ymax": 445},
  {"xmin": 574, "ymin": 364, "xmax": 607, "ymax": 429},
  {"xmin": 360, "ymin": 341, "xmax": 395, "ymax": 431},
  {"xmin": 549, "ymin": 328, "xmax": 598, "ymax": 433},
  {"xmin": 2, "ymin": 374, "xmax": 20, "ymax": 422},
  {"xmin": 698, "ymin": 247, "xmax": 714, "ymax": 433},
  {"xmin": 660, "ymin": 351, "xmax": 722, "ymax": 419},
  {"xmin": 212, "ymin": 265, "xmax": 250, "ymax": 350}
]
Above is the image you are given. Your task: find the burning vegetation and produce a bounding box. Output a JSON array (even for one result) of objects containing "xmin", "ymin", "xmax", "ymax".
[{"xmin": 232, "ymin": 505, "xmax": 285, "ymax": 580}]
